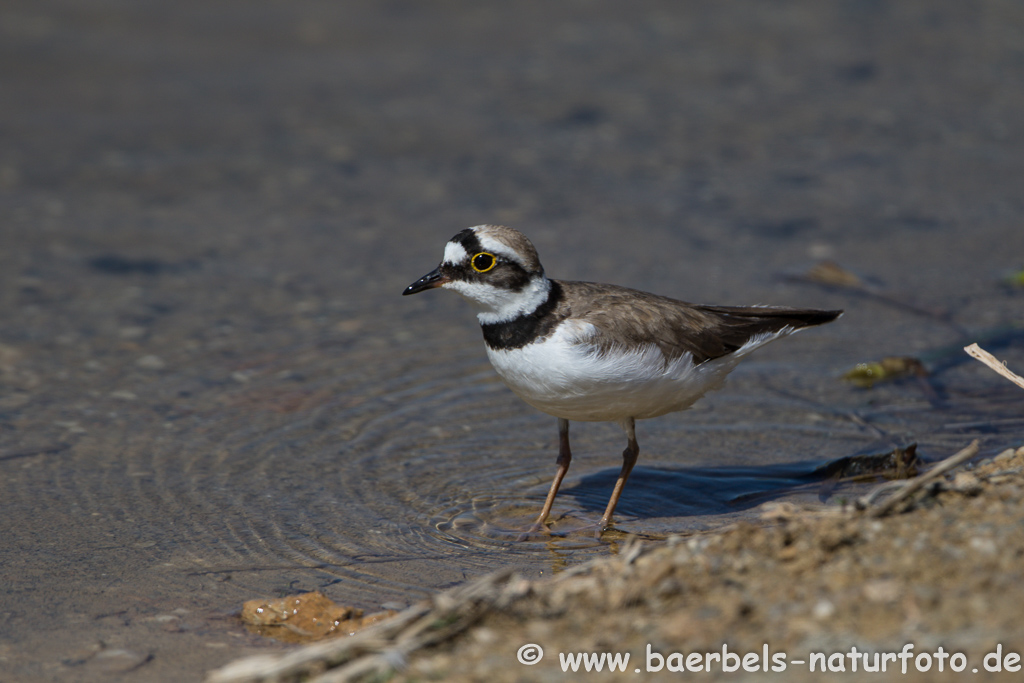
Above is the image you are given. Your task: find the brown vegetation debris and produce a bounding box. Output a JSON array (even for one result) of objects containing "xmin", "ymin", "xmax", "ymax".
[{"xmin": 240, "ymin": 592, "xmax": 397, "ymax": 643}]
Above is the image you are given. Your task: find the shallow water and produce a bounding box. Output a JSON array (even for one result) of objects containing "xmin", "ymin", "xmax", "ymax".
[{"xmin": 2, "ymin": 0, "xmax": 1024, "ymax": 680}]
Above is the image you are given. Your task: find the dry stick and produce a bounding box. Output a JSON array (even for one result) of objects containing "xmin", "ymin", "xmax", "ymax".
[
  {"xmin": 861, "ymin": 440, "xmax": 980, "ymax": 518},
  {"xmin": 965, "ymin": 343, "xmax": 1024, "ymax": 390}
]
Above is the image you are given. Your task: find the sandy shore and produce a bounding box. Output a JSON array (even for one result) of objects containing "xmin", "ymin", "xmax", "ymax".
[{"xmin": 209, "ymin": 440, "xmax": 1024, "ymax": 682}]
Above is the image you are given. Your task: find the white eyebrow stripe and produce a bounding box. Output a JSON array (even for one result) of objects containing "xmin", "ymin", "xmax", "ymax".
[
  {"xmin": 475, "ymin": 233, "xmax": 520, "ymax": 266},
  {"xmin": 443, "ymin": 241, "xmax": 469, "ymax": 265}
]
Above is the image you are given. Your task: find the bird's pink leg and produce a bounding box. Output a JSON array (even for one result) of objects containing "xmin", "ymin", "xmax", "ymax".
[
  {"xmin": 527, "ymin": 418, "xmax": 571, "ymax": 533},
  {"xmin": 597, "ymin": 417, "xmax": 638, "ymax": 534}
]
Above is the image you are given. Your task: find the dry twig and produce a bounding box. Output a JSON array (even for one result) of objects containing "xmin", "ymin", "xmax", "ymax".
[
  {"xmin": 858, "ymin": 440, "xmax": 980, "ymax": 517},
  {"xmin": 965, "ymin": 343, "xmax": 1024, "ymax": 390}
]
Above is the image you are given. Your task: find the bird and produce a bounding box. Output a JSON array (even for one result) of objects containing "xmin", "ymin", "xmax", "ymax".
[{"xmin": 403, "ymin": 225, "xmax": 841, "ymax": 535}]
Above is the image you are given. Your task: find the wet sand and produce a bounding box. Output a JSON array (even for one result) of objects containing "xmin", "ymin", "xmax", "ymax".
[{"xmin": 1, "ymin": 1, "xmax": 1023, "ymax": 680}]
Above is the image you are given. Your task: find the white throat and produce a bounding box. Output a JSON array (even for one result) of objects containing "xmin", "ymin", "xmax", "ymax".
[{"xmin": 444, "ymin": 275, "xmax": 551, "ymax": 324}]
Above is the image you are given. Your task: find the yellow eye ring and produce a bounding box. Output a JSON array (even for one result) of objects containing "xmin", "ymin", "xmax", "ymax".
[{"xmin": 471, "ymin": 252, "xmax": 497, "ymax": 273}]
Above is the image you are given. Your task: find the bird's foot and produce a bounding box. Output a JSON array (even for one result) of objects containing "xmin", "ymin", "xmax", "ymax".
[{"xmin": 515, "ymin": 520, "xmax": 549, "ymax": 542}]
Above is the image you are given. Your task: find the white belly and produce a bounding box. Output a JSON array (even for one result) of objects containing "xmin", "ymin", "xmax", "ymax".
[{"xmin": 483, "ymin": 320, "xmax": 774, "ymax": 422}]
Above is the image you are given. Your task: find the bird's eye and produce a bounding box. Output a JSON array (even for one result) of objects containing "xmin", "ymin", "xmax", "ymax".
[{"xmin": 471, "ymin": 252, "xmax": 496, "ymax": 273}]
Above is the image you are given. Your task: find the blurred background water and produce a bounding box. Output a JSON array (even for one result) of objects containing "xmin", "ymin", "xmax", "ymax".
[{"xmin": 1, "ymin": 1, "xmax": 1023, "ymax": 679}]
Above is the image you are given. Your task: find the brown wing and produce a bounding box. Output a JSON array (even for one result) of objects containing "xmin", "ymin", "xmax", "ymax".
[{"xmin": 557, "ymin": 280, "xmax": 841, "ymax": 365}]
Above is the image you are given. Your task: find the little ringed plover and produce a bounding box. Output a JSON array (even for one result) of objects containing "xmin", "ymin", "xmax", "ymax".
[{"xmin": 404, "ymin": 225, "xmax": 841, "ymax": 535}]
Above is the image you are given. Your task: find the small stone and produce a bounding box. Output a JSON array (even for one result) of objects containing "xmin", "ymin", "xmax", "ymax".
[
  {"xmin": 63, "ymin": 642, "xmax": 102, "ymax": 666},
  {"xmin": 54, "ymin": 420, "xmax": 86, "ymax": 434},
  {"xmin": 760, "ymin": 501, "xmax": 800, "ymax": 521},
  {"xmin": 153, "ymin": 614, "xmax": 183, "ymax": 632},
  {"xmin": 994, "ymin": 448, "xmax": 1015, "ymax": 464},
  {"xmin": 863, "ymin": 579, "xmax": 901, "ymax": 603},
  {"xmin": 472, "ymin": 627, "xmax": 497, "ymax": 645},
  {"xmin": 93, "ymin": 648, "xmax": 151, "ymax": 674},
  {"xmin": 812, "ymin": 599, "xmax": 835, "ymax": 620},
  {"xmin": 969, "ymin": 537, "xmax": 997, "ymax": 555},
  {"xmin": 150, "ymin": 614, "xmax": 179, "ymax": 623},
  {"xmin": 951, "ymin": 472, "xmax": 983, "ymax": 495},
  {"xmin": 136, "ymin": 355, "xmax": 166, "ymax": 370},
  {"xmin": 998, "ymin": 484, "xmax": 1022, "ymax": 502},
  {"xmin": 110, "ymin": 390, "xmax": 137, "ymax": 401},
  {"xmin": 239, "ymin": 591, "xmax": 394, "ymax": 643}
]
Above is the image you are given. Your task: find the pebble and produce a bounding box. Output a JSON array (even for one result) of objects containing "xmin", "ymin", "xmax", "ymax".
[
  {"xmin": 812, "ymin": 599, "xmax": 836, "ymax": 620},
  {"xmin": 995, "ymin": 448, "xmax": 1016, "ymax": 463},
  {"xmin": 862, "ymin": 579, "xmax": 901, "ymax": 603},
  {"xmin": 969, "ymin": 537, "xmax": 997, "ymax": 555},
  {"xmin": 999, "ymin": 485, "xmax": 1022, "ymax": 502},
  {"xmin": 150, "ymin": 614, "xmax": 179, "ymax": 623},
  {"xmin": 54, "ymin": 420, "xmax": 86, "ymax": 434},
  {"xmin": 951, "ymin": 472, "xmax": 983, "ymax": 495},
  {"xmin": 472, "ymin": 627, "xmax": 497, "ymax": 645},
  {"xmin": 93, "ymin": 648, "xmax": 151, "ymax": 674}
]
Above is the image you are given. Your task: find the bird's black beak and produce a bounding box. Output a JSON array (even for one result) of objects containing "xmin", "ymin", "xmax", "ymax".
[{"xmin": 403, "ymin": 266, "xmax": 447, "ymax": 295}]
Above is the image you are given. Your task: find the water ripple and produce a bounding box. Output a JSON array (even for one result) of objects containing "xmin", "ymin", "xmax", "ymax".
[{"xmin": 7, "ymin": 332, "xmax": 1021, "ymax": 609}]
